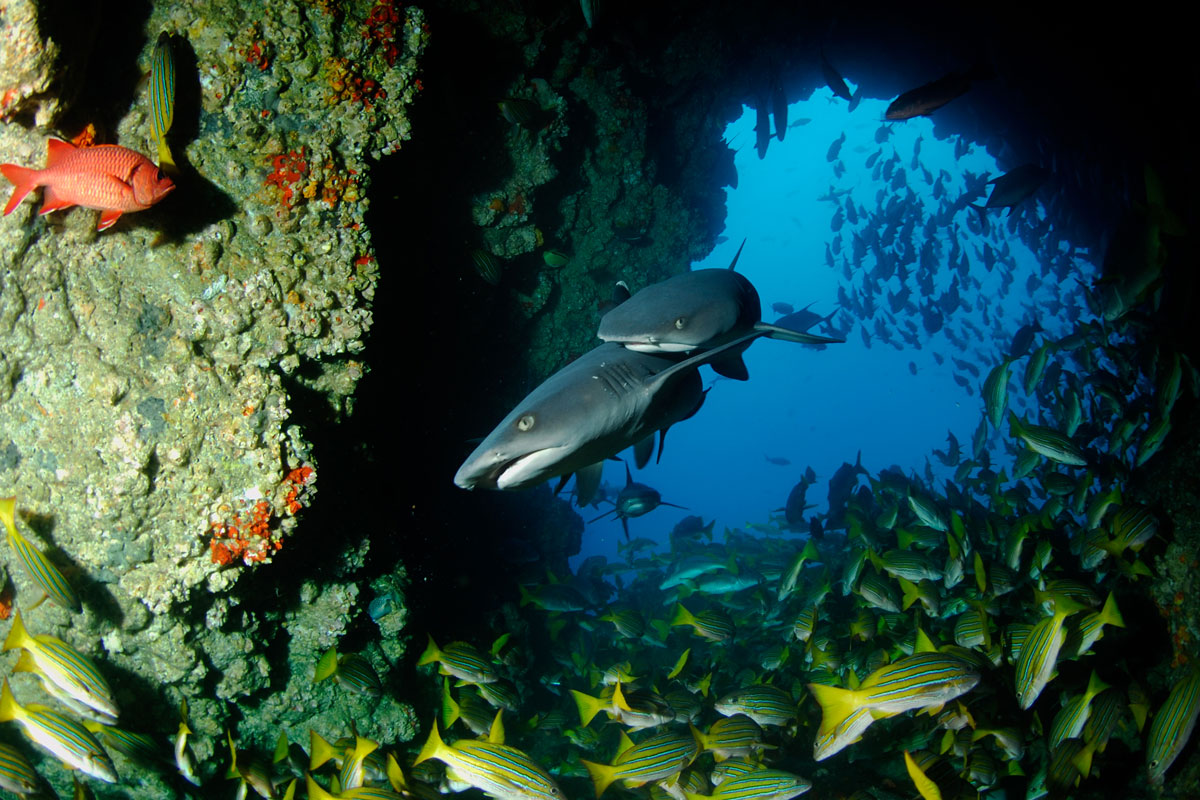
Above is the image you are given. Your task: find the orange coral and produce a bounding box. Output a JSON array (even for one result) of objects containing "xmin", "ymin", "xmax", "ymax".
[
  {"xmin": 364, "ymin": 0, "xmax": 403, "ymax": 66},
  {"xmin": 207, "ymin": 466, "xmax": 315, "ymax": 566},
  {"xmin": 264, "ymin": 148, "xmax": 308, "ymax": 211}
]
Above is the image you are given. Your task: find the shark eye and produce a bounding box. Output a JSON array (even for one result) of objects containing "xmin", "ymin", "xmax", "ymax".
[
  {"xmin": 517, "ymin": 414, "xmax": 535, "ymax": 431},
  {"xmin": 674, "ymin": 317, "xmax": 686, "ymax": 330}
]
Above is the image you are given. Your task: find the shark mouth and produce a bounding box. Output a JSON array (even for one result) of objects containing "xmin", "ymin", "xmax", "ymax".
[
  {"xmin": 620, "ymin": 341, "xmax": 696, "ymax": 353},
  {"xmin": 455, "ymin": 445, "xmax": 571, "ymax": 491},
  {"xmin": 494, "ymin": 445, "xmax": 571, "ymax": 490}
]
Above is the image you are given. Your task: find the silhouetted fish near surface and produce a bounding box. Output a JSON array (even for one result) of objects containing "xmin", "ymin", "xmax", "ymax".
[
  {"xmin": 783, "ymin": 476, "xmax": 815, "ymax": 528},
  {"xmin": 772, "ymin": 302, "xmax": 794, "ymax": 315},
  {"xmin": 755, "ymin": 99, "xmax": 771, "ymax": 159},
  {"xmin": 971, "ymin": 164, "xmax": 1049, "ymax": 214},
  {"xmin": 885, "ymin": 64, "xmax": 992, "ymax": 120},
  {"xmin": 454, "ymin": 334, "xmax": 761, "ymax": 498},
  {"xmin": 764, "ymin": 455, "xmax": 791, "ymax": 466},
  {"xmin": 826, "ymin": 132, "xmax": 846, "ymax": 162},
  {"xmin": 826, "ymin": 451, "xmax": 868, "ymax": 530},
  {"xmin": 821, "ymin": 50, "xmax": 853, "ymax": 102}
]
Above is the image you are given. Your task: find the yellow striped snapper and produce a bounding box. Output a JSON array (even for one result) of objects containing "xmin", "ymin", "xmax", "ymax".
[
  {"xmin": 971, "ymin": 726, "xmax": 1024, "ymax": 761},
  {"xmin": 581, "ymin": 730, "xmax": 700, "ymax": 796},
  {"xmin": 708, "ymin": 756, "xmax": 760, "ymax": 785},
  {"xmin": 443, "ymin": 680, "xmax": 502, "ymax": 735},
  {"xmin": 1065, "ymin": 591, "xmax": 1124, "ymax": 657},
  {"xmin": 418, "ymin": 636, "xmax": 499, "ymax": 685},
  {"xmin": 226, "ymin": 730, "xmax": 278, "ymax": 799},
  {"xmin": 3, "ymin": 610, "xmax": 117, "ymax": 721},
  {"xmin": 1082, "ymin": 688, "xmax": 1124, "ymax": 752},
  {"xmin": 314, "ymin": 646, "xmax": 383, "ymax": 698},
  {"xmin": 808, "ymin": 652, "xmax": 980, "ymax": 736},
  {"xmin": 811, "ymin": 705, "xmax": 874, "ymax": 761},
  {"xmin": 0, "ymin": 740, "xmax": 42, "ymax": 796},
  {"xmin": 879, "ymin": 550, "xmax": 943, "ymax": 583},
  {"xmin": 683, "ymin": 769, "xmax": 811, "ymax": 800},
  {"xmin": 149, "ymin": 32, "xmax": 178, "ymax": 173},
  {"xmin": 0, "ymin": 496, "xmax": 80, "ymax": 612},
  {"xmin": 1014, "ymin": 599, "xmax": 1085, "ymax": 709},
  {"xmin": 670, "ymin": 603, "xmax": 734, "ymax": 642},
  {"xmin": 414, "ymin": 718, "xmax": 563, "ymax": 800},
  {"xmin": 0, "ymin": 678, "xmax": 117, "ymax": 783},
  {"xmin": 790, "ymin": 607, "xmax": 816, "ymax": 643},
  {"xmin": 982, "ymin": 360, "xmax": 1011, "ymax": 428},
  {"xmin": 305, "ymin": 772, "xmax": 404, "ymax": 799},
  {"xmin": 1008, "ymin": 412, "xmax": 1087, "ymax": 466},
  {"xmin": 691, "ymin": 715, "xmax": 772, "ymax": 761},
  {"xmin": 1049, "ymin": 670, "xmax": 1110, "ymax": 749},
  {"xmin": 571, "ymin": 682, "xmax": 674, "ymax": 730},
  {"xmin": 1146, "ymin": 670, "xmax": 1200, "ymax": 785},
  {"xmin": 175, "ymin": 698, "xmax": 201, "ymax": 785},
  {"xmin": 713, "ymin": 686, "xmax": 796, "ymax": 727},
  {"xmin": 1104, "ymin": 503, "xmax": 1158, "ymax": 555},
  {"xmin": 855, "ymin": 569, "xmax": 900, "ymax": 613}
]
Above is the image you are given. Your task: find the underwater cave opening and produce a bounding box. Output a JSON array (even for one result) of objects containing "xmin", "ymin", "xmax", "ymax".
[{"xmin": 574, "ymin": 86, "xmax": 1100, "ymax": 565}]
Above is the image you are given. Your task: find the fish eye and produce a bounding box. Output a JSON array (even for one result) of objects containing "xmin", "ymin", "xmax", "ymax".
[
  {"xmin": 517, "ymin": 414, "xmax": 535, "ymax": 431},
  {"xmin": 674, "ymin": 317, "xmax": 686, "ymax": 329}
]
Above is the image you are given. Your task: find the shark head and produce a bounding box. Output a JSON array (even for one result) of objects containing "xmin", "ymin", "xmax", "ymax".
[
  {"xmin": 597, "ymin": 270, "xmax": 762, "ymax": 353},
  {"xmin": 454, "ymin": 344, "xmax": 712, "ymax": 492}
]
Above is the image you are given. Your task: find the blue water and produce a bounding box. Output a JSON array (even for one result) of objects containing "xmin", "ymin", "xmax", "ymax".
[{"xmin": 571, "ymin": 86, "xmax": 1094, "ymax": 566}]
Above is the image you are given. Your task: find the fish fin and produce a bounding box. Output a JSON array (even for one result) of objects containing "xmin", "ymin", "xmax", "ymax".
[
  {"xmin": 904, "ymin": 750, "xmax": 944, "ymax": 800},
  {"xmin": 753, "ymin": 322, "xmax": 846, "ymax": 345},
  {"xmin": 1099, "ymin": 591, "xmax": 1125, "ymax": 628},
  {"xmin": 486, "ymin": 710, "xmax": 505, "ymax": 744},
  {"xmin": 726, "ymin": 238, "xmax": 747, "ymax": 271},
  {"xmin": 441, "ymin": 681, "xmax": 458, "ymax": 729},
  {"xmin": 309, "ymin": 730, "xmax": 335, "ymax": 770},
  {"xmin": 11, "ymin": 650, "xmax": 37, "ymax": 675},
  {"xmin": 581, "ymin": 759, "xmax": 617, "ymax": 798},
  {"xmin": 709, "ymin": 352, "xmax": 749, "ymax": 381},
  {"xmin": 97, "ymin": 209, "xmax": 123, "ymax": 231},
  {"xmin": 620, "ymin": 516, "xmax": 630, "ymax": 540},
  {"xmin": 1, "ymin": 609, "xmax": 30, "ymax": 652},
  {"xmin": 807, "ymin": 682, "xmax": 860, "ymax": 734},
  {"xmin": 37, "ymin": 184, "xmax": 76, "ymax": 215},
  {"xmin": 45, "ymin": 138, "xmax": 75, "ymax": 165},
  {"xmin": 573, "ymin": 463, "xmax": 603, "ymax": 507},
  {"xmin": 157, "ymin": 141, "xmax": 178, "ymax": 175},
  {"xmin": 633, "ymin": 435, "xmax": 654, "ymax": 469},
  {"xmin": 416, "ymin": 635, "xmax": 440, "ymax": 667},
  {"xmin": 0, "ymin": 680, "xmax": 21, "ymax": 724},
  {"xmin": 571, "ymin": 689, "xmax": 606, "ymax": 727},
  {"xmin": 314, "ymin": 645, "xmax": 339, "ymax": 682},
  {"xmin": 670, "ymin": 603, "xmax": 696, "ymax": 628},
  {"xmin": 0, "ymin": 164, "xmax": 38, "ymax": 215},
  {"xmin": 413, "ymin": 721, "xmax": 446, "ymax": 767}
]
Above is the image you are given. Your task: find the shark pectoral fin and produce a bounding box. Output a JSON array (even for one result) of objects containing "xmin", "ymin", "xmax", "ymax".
[
  {"xmin": 574, "ymin": 463, "xmax": 604, "ymax": 507},
  {"xmin": 709, "ymin": 352, "xmax": 750, "ymax": 381},
  {"xmin": 633, "ymin": 435, "xmax": 655, "ymax": 469},
  {"xmin": 754, "ymin": 322, "xmax": 846, "ymax": 345},
  {"xmin": 589, "ymin": 508, "xmax": 617, "ymax": 523}
]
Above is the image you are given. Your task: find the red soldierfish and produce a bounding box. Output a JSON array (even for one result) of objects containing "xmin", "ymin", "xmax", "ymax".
[{"xmin": 1, "ymin": 139, "xmax": 174, "ymax": 231}]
